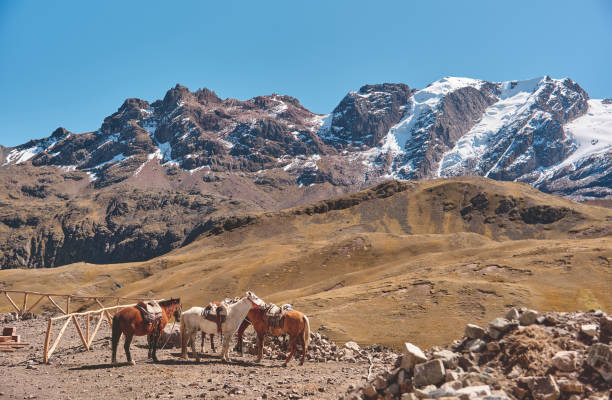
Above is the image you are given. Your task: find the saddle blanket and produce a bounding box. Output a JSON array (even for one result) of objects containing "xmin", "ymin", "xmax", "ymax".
[
  {"xmin": 265, "ymin": 303, "xmax": 293, "ymax": 329},
  {"xmin": 137, "ymin": 300, "xmax": 162, "ymax": 325},
  {"xmin": 202, "ymin": 303, "xmax": 227, "ymax": 323},
  {"xmin": 145, "ymin": 300, "xmax": 162, "ymax": 314}
]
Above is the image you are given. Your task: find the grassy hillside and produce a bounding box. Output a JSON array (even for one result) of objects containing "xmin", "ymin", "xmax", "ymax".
[{"xmin": 1, "ymin": 177, "xmax": 610, "ymax": 348}]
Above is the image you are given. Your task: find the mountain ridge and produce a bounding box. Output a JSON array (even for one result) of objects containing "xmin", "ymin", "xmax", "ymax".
[{"xmin": 2, "ymin": 75, "xmax": 609, "ymax": 200}]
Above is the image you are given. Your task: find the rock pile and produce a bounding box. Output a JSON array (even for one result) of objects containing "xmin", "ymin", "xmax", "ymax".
[
  {"xmin": 343, "ymin": 309, "xmax": 612, "ymax": 399},
  {"xmin": 1, "ymin": 312, "xmax": 37, "ymax": 323},
  {"xmin": 238, "ymin": 331, "xmax": 398, "ymax": 366}
]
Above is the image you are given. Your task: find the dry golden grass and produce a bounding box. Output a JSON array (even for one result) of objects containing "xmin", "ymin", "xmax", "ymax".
[{"xmin": 1, "ymin": 177, "xmax": 611, "ymax": 349}]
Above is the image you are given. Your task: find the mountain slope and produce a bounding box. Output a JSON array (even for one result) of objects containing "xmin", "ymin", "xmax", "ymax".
[
  {"xmin": 2, "ymin": 76, "xmax": 609, "ymax": 201},
  {"xmin": 1, "ymin": 178, "xmax": 610, "ymax": 347}
]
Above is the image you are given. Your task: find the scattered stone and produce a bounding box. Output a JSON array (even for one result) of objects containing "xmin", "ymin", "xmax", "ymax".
[
  {"xmin": 506, "ymin": 308, "xmax": 520, "ymax": 321},
  {"xmin": 413, "ymin": 359, "xmax": 445, "ymax": 387},
  {"xmin": 556, "ymin": 379, "xmax": 583, "ymax": 394},
  {"xmin": 465, "ymin": 324, "xmax": 485, "ymax": 339},
  {"xmin": 466, "ymin": 338, "xmax": 486, "ymax": 352},
  {"xmin": 600, "ymin": 315, "xmax": 612, "ymax": 344},
  {"xmin": 486, "ymin": 342, "xmax": 500, "ymax": 352},
  {"xmin": 586, "ymin": 343, "xmax": 612, "ymax": 384},
  {"xmin": 372, "ymin": 376, "xmax": 388, "ymax": 391},
  {"xmin": 527, "ymin": 375, "xmax": 560, "ymax": 400},
  {"xmin": 489, "ymin": 317, "xmax": 517, "ymax": 333},
  {"xmin": 432, "ymin": 350, "xmax": 458, "ymax": 369},
  {"xmin": 362, "ymin": 384, "xmax": 377, "ymax": 399},
  {"xmin": 456, "ymin": 385, "xmax": 491, "ymax": 398},
  {"xmin": 400, "ymin": 343, "xmax": 428, "ymax": 371},
  {"xmin": 344, "ymin": 341, "xmax": 360, "ymax": 353},
  {"xmin": 581, "ymin": 324, "xmax": 598, "ymax": 337},
  {"xmin": 551, "ymin": 351, "xmax": 578, "ymax": 371},
  {"xmin": 520, "ymin": 310, "xmax": 539, "ymax": 326}
]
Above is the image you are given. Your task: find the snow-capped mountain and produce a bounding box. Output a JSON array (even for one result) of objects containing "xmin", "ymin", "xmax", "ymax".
[{"xmin": 2, "ymin": 76, "xmax": 610, "ymax": 199}]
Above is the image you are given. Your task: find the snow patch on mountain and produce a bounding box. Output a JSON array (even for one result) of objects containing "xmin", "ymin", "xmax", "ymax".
[
  {"xmin": 437, "ymin": 77, "xmax": 547, "ymax": 176},
  {"xmin": 386, "ymin": 77, "xmax": 485, "ymax": 152},
  {"xmin": 557, "ymin": 99, "xmax": 612, "ymax": 168}
]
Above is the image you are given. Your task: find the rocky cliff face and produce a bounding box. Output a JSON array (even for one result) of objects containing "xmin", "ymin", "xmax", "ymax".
[
  {"xmin": 3, "ymin": 76, "xmax": 609, "ymax": 200},
  {"xmin": 1, "ymin": 75, "xmax": 610, "ymax": 268}
]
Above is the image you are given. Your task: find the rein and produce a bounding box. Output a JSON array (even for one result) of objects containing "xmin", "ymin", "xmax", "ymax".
[{"xmin": 157, "ymin": 302, "xmax": 181, "ymax": 350}]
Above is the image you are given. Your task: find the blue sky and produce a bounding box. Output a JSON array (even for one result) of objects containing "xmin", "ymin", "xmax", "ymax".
[{"xmin": 1, "ymin": 0, "xmax": 611, "ymax": 146}]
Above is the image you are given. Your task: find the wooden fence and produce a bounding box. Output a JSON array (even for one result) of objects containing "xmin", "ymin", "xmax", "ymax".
[
  {"xmin": 0, "ymin": 289, "xmax": 155, "ymax": 316},
  {"xmin": 0, "ymin": 289, "xmax": 161, "ymax": 362},
  {"xmin": 43, "ymin": 303, "xmax": 157, "ymax": 363}
]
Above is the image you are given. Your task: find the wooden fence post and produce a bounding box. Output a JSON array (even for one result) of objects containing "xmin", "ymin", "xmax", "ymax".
[{"xmin": 43, "ymin": 319, "xmax": 52, "ymax": 363}]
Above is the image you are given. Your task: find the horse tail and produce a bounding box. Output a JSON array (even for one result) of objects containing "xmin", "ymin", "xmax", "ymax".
[
  {"xmin": 111, "ymin": 313, "xmax": 121, "ymax": 356},
  {"xmin": 302, "ymin": 314, "xmax": 311, "ymax": 352}
]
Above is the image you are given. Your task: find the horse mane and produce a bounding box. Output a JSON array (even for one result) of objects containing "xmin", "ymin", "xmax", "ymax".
[{"xmin": 159, "ymin": 298, "xmax": 181, "ymax": 307}]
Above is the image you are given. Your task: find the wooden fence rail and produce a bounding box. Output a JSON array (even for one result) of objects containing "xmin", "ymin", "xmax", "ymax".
[
  {"xmin": 0, "ymin": 289, "xmax": 156, "ymax": 316},
  {"xmin": 43, "ymin": 303, "xmax": 144, "ymax": 363}
]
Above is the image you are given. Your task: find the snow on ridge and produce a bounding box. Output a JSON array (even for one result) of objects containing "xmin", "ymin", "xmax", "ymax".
[
  {"xmin": 553, "ymin": 99, "xmax": 612, "ymax": 170},
  {"xmin": 384, "ymin": 77, "xmax": 486, "ymax": 154},
  {"xmin": 3, "ymin": 146, "xmax": 43, "ymax": 165},
  {"xmin": 437, "ymin": 78, "xmax": 548, "ymax": 177}
]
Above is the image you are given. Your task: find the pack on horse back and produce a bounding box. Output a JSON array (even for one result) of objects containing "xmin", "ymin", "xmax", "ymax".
[
  {"xmin": 202, "ymin": 302, "xmax": 227, "ymax": 334},
  {"xmin": 136, "ymin": 300, "xmax": 163, "ymax": 325},
  {"xmin": 264, "ymin": 303, "xmax": 293, "ymax": 330}
]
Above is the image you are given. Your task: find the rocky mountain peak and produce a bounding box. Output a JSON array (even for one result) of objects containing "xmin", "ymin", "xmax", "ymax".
[{"xmin": 1, "ymin": 76, "xmax": 610, "ymax": 200}]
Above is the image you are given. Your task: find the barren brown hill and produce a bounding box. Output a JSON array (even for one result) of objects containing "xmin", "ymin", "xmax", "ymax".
[{"xmin": 1, "ymin": 177, "xmax": 610, "ymax": 349}]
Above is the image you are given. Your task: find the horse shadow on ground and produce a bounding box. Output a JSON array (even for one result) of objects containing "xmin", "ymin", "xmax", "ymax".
[{"xmin": 68, "ymin": 354, "xmax": 282, "ymax": 370}]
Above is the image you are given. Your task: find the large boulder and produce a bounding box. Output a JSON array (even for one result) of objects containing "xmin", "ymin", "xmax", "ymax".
[
  {"xmin": 400, "ymin": 342, "xmax": 428, "ymax": 371},
  {"xmin": 586, "ymin": 343, "xmax": 612, "ymax": 384},
  {"xmin": 413, "ymin": 359, "xmax": 445, "ymax": 387},
  {"xmin": 527, "ymin": 375, "xmax": 560, "ymax": 400},
  {"xmin": 519, "ymin": 309, "xmax": 539, "ymax": 326},
  {"xmin": 551, "ymin": 351, "xmax": 578, "ymax": 372},
  {"xmin": 465, "ymin": 323, "xmax": 485, "ymax": 339}
]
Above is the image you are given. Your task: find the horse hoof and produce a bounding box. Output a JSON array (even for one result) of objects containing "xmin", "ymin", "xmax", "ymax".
[
  {"xmin": 129, "ymin": 360, "xmax": 136, "ymax": 366},
  {"xmin": 111, "ymin": 360, "xmax": 118, "ymax": 366}
]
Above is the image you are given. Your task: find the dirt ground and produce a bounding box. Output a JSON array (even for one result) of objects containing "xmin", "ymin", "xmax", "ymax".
[{"xmin": 0, "ymin": 315, "xmax": 380, "ymax": 400}]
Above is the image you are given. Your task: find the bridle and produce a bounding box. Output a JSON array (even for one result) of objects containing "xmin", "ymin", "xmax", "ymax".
[{"xmin": 247, "ymin": 297, "xmax": 265, "ymax": 310}]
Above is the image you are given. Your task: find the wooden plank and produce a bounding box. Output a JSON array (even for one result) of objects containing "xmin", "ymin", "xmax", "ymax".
[
  {"xmin": 43, "ymin": 319, "xmax": 52, "ymax": 363},
  {"xmin": 86, "ymin": 313, "xmax": 90, "ymax": 345},
  {"xmin": 0, "ymin": 342, "xmax": 29, "ymax": 346},
  {"xmin": 87, "ymin": 313, "xmax": 105, "ymax": 348},
  {"xmin": 47, "ymin": 296, "xmax": 66, "ymax": 314},
  {"xmin": 22, "ymin": 293, "xmax": 28, "ymax": 315},
  {"xmin": 71, "ymin": 315, "xmax": 88, "ymax": 350},
  {"xmin": 4, "ymin": 292, "xmax": 21, "ymax": 314},
  {"xmin": 26, "ymin": 295, "xmax": 46, "ymax": 313},
  {"xmin": 0, "ymin": 348, "xmax": 15, "ymax": 352},
  {"xmin": 95, "ymin": 299, "xmax": 115, "ymax": 327},
  {"xmin": 47, "ymin": 318, "xmax": 71, "ymax": 361},
  {"xmin": 0, "ymin": 336, "xmax": 12, "ymax": 342}
]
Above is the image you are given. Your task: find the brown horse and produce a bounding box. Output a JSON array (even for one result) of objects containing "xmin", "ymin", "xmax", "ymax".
[
  {"xmin": 244, "ymin": 293, "xmax": 311, "ymax": 366},
  {"xmin": 111, "ymin": 298, "xmax": 182, "ymax": 365}
]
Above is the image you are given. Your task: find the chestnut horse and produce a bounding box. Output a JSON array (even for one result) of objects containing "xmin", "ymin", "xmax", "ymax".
[
  {"xmin": 244, "ymin": 293, "xmax": 310, "ymax": 366},
  {"xmin": 111, "ymin": 298, "xmax": 182, "ymax": 365}
]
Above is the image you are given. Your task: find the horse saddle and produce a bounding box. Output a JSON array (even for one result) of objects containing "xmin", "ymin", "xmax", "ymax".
[
  {"xmin": 202, "ymin": 303, "xmax": 227, "ymax": 333},
  {"xmin": 265, "ymin": 303, "xmax": 293, "ymax": 329},
  {"xmin": 136, "ymin": 300, "xmax": 162, "ymax": 325}
]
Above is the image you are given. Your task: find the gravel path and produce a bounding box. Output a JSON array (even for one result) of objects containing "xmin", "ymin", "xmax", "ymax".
[{"xmin": 0, "ymin": 314, "xmax": 377, "ymax": 400}]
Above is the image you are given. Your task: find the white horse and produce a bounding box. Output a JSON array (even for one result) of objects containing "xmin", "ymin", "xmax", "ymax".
[
  {"xmin": 180, "ymin": 305, "xmax": 226, "ymax": 362},
  {"xmin": 180, "ymin": 294, "xmax": 256, "ymax": 362}
]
